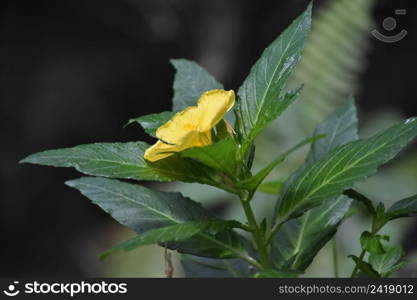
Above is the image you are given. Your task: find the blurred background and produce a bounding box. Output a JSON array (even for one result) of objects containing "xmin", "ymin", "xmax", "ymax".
[{"xmin": 1, "ymin": 0, "xmax": 417, "ymax": 277}]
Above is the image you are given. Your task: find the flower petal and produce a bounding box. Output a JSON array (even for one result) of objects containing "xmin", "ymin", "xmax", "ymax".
[
  {"xmin": 144, "ymin": 140, "xmax": 176, "ymax": 162},
  {"xmin": 144, "ymin": 131, "xmax": 212, "ymax": 162},
  {"xmin": 145, "ymin": 89, "xmax": 234, "ymax": 162},
  {"xmin": 196, "ymin": 89, "xmax": 235, "ymax": 132},
  {"xmin": 156, "ymin": 106, "xmax": 201, "ymax": 145}
]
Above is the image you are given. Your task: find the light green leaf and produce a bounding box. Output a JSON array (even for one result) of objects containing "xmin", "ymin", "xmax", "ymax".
[
  {"xmin": 386, "ymin": 194, "xmax": 417, "ymax": 221},
  {"xmin": 125, "ymin": 111, "xmax": 175, "ymax": 137},
  {"xmin": 66, "ymin": 177, "xmax": 245, "ymax": 258},
  {"xmin": 100, "ymin": 220, "xmax": 242, "ymax": 259},
  {"xmin": 360, "ymin": 231, "xmax": 389, "ymax": 255},
  {"xmin": 181, "ymin": 255, "xmax": 252, "ymax": 278},
  {"xmin": 369, "ymin": 245, "xmax": 405, "ymax": 277},
  {"xmin": 235, "ymin": 3, "xmax": 312, "ymax": 152},
  {"xmin": 21, "ymin": 142, "xmax": 222, "ymax": 185},
  {"xmin": 275, "ymin": 117, "xmax": 417, "ymax": 221},
  {"xmin": 213, "ymin": 120, "xmax": 233, "ymax": 142},
  {"xmin": 236, "ymin": 134, "xmax": 322, "ymax": 192},
  {"xmin": 171, "ymin": 59, "xmax": 223, "ymax": 111},
  {"xmin": 259, "ymin": 180, "xmax": 284, "ymax": 195},
  {"xmin": 253, "ymin": 269, "xmax": 302, "ymax": 278},
  {"xmin": 181, "ymin": 138, "xmax": 238, "ymax": 178}
]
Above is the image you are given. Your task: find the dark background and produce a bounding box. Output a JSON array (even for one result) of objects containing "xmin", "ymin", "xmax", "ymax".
[{"xmin": 1, "ymin": 0, "xmax": 416, "ymax": 276}]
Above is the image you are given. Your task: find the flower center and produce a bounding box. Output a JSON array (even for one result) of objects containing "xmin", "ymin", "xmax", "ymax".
[{"xmin": 183, "ymin": 123, "xmax": 200, "ymax": 131}]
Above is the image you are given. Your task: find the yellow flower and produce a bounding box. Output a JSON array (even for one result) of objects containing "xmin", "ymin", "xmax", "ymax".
[{"xmin": 144, "ymin": 89, "xmax": 235, "ymax": 162}]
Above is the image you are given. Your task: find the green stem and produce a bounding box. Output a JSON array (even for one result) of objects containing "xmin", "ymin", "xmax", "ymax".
[
  {"xmin": 199, "ymin": 232, "xmax": 262, "ymax": 270},
  {"xmin": 239, "ymin": 193, "xmax": 270, "ymax": 269},
  {"xmin": 350, "ymin": 226, "xmax": 380, "ymax": 278},
  {"xmin": 350, "ymin": 249, "xmax": 366, "ymax": 278},
  {"xmin": 331, "ymin": 238, "xmax": 339, "ymax": 278},
  {"xmin": 265, "ymin": 217, "xmax": 286, "ymax": 245}
]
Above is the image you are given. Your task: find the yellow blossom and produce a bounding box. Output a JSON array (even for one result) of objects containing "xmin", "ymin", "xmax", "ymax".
[{"xmin": 144, "ymin": 89, "xmax": 235, "ymax": 162}]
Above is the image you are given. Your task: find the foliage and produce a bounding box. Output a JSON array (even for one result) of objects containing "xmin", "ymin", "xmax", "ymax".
[{"xmin": 21, "ymin": 2, "xmax": 417, "ymax": 277}]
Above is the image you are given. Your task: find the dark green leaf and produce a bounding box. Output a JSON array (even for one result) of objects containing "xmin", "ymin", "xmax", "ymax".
[
  {"xmin": 372, "ymin": 202, "xmax": 387, "ymax": 232},
  {"xmin": 272, "ymin": 196, "xmax": 352, "ymax": 270},
  {"xmin": 21, "ymin": 142, "xmax": 223, "ymax": 186},
  {"xmin": 66, "ymin": 177, "xmax": 245, "ymax": 258},
  {"xmin": 181, "ymin": 138, "xmax": 238, "ymax": 178},
  {"xmin": 100, "ymin": 220, "xmax": 242, "ymax": 259},
  {"xmin": 125, "ymin": 111, "xmax": 175, "ymax": 137},
  {"xmin": 271, "ymin": 99, "xmax": 357, "ymax": 271},
  {"xmin": 259, "ymin": 218, "xmax": 267, "ymax": 235},
  {"xmin": 360, "ymin": 231, "xmax": 389, "ymax": 255},
  {"xmin": 349, "ymin": 255, "xmax": 380, "ymax": 278},
  {"xmin": 275, "ymin": 118, "xmax": 417, "ymax": 221},
  {"xmin": 343, "ymin": 189, "xmax": 375, "ymax": 216},
  {"xmin": 306, "ymin": 97, "xmax": 358, "ymax": 163},
  {"xmin": 181, "ymin": 255, "xmax": 252, "ymax": 278},
  {"xmin": 171, "ymin": 59, "xmax": 223, "ymax": 111},
  {"xmin": 369, "ymin": 245, "xmax": 405, "ymax": 277},
  {"xmin": 20, "ymin": 142, "xmax": 173, "ymax": 181},
  {"xmin": 253, "ymin": 269, "xmax": 302, "ymax": 278},
  {"xmin": 386, "ymin": 194, "xmax": 417, "ymax": 220},
  {"xmin": 235, "ymin": 3, "xmax": 312, "ymax": 152}
]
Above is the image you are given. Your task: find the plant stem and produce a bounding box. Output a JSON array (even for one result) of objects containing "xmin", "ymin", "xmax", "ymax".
[
  {"xmin": 350, "ymin": 226, "xmax": 380, "ymax": 278},
  {"xmin": 239, "ymin": 194, "xmax": 270, "ymax": 269},
  {"xmin": 350, "ymin": 249, "xmax": 366, "ymax": 278},
  {"xmin": 331, "ymin": 237, "xmax": 339, "ymax": 278},
  {"xmin": 265, "ymin": 217, "xmax": 285, "ymax": 245},
  {"xmin": 199, "ymin": 232, "xmax": 262, "ymax": 270}
]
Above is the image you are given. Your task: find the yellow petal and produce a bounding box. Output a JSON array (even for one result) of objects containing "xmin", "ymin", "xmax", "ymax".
[
  {"xmin": 197, "ymin": 90, "xmax": 235, "ymax": 132},
  {"xmin": 144, "ymin": 131, "xmax": 212, "ymax": 162},
  {"xmin": 156, "ymin": 106, "xmax": 201, "ymax": 145},
  {"xmin": 144, "ymin": 140, "xmax": 175, "ymax": 162},
  {"xmin": 145, "ymin": 89, "xmax": 234, "ymax": 162}
]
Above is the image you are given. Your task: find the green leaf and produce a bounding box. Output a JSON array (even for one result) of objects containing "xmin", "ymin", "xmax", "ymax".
[
  {"xmin": 360, "ymin": 231, "xmax": 389, "ymax": 255},
  {"xmin": 271, "ymin": 99, "xmax": 357, "ymax": 271},
  {"xmin": 181, "ymin": 255, "xmax": 252, "ymax": 278},
  {"xmin": 21, "ymin": 142, "xmax": 222, "ymax": 186},
  {"xmin": 235, "ymin": 2, "xmax": 312, "ymax": 152},
  {"xmin": 236, "ymin": 134, "xmax": 322, "ymax": 192},
  {"xmin": 306, "ymin": 97, "xmax": 358, "ymax": 163},
  {"xmin": 20, "ymin": 142, "xmax": 173, "ymax": 181},
  {"xmin": 100, "ymin": 220, "xmax": 242, "ymax": 259},
  {"xmin": 259, "ymin": 180, "xmax": 284, "ymax": 195},
  {"xmin": 125, "ymin": 111, "xmax": 175, "ymax": 137},
  {"xmin": 343, "ymin": 189, "xmax": 375, "ymax": 216},
  {"xmin": 369, "ymin": 245, "xmax": 405, "ymax": 277},
  {"xmin": 66, "ymin": 177, "xmax": 245, "ymax": 258},
  {"xmin": 253, "ymin": 269, "xmax": 303, "ymax": 278},
  {"xmin": 349, "ymin": 255, "xmax": 380, "ymax": 278},
  {"xmin": 181, "ymin": 138, "xmax": 238, "ymax": 178},
  {"xmin": 272, "ymin": 196, "xmax": 352, "ymax": 270},
  {"xmin": 275, "ymin": 117, "xmax": 417, "ymax": 221},
  {"xmin": 171, "ymin": 59, "xmax": 223, "ymax": 111},
  {"xmin": 213, "ymin": 120, "xmax": 233, "ymax": 142},
  {"xmin": 386, "ymin": 194, "xmax": 417, "ymax": 220}
]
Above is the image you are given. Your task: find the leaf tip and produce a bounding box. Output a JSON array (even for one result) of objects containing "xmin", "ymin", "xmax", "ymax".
[
  {"xmin": 18, "ymin": 156, "xmax": 30, "ymax": 164},
  {"xmin": 64, "ymin": 179, "xmax": 78, "ymax": 188}
]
